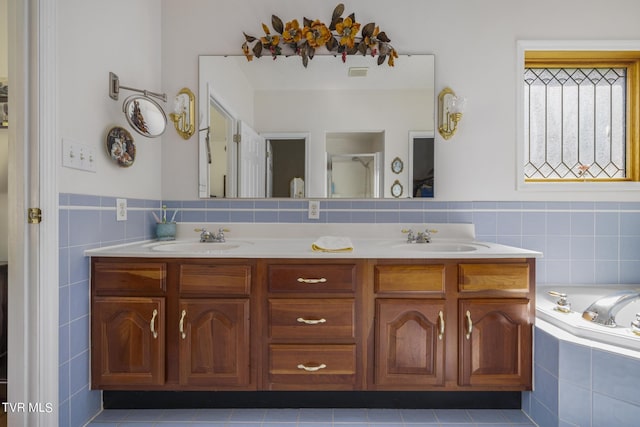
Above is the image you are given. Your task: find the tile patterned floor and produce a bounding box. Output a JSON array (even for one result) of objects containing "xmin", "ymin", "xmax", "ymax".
[{"xmin": 87, "ymin": 408, "xmax": 538, "ymax": 426}]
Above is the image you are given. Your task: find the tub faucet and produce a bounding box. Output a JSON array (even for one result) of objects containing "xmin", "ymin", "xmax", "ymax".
[{"xmin": 582, "ymin": 289, "xmax": 640, "ymax": 327}]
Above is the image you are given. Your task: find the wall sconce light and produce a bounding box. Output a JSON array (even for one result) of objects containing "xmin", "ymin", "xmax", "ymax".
[
  {"xmin": 438, "ymin": 87, "xmax": 466, "ymax": 140},
  {"xmin": 169, "ymin": 88, "xmax": 195, "ymax": 140}
]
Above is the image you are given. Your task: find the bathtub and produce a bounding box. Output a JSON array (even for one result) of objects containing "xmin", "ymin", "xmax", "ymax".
[{"xmin": 536, "ymin": 284, "xmax": 640, "ymax": 353}]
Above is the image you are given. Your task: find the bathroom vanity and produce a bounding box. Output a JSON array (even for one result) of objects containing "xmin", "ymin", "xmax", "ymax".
[{"xmin": 88, "ymin": 224, "xmax": 539, "ymax": 394}]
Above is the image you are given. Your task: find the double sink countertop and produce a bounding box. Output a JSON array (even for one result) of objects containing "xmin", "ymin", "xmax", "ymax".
[{"xmin": 85, "ymin": 223, "xmax": 543, "ymax": 260}]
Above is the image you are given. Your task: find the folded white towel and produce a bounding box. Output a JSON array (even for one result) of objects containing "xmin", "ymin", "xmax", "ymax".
[{"xmin": 311, "ymin": 236, "xmax": 354, "ymax": 253}]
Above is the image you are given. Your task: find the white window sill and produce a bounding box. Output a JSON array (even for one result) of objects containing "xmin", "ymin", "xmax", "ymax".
[{"xmin": 517, "ymin": 181, "xmax": 640, "ymax": 192}]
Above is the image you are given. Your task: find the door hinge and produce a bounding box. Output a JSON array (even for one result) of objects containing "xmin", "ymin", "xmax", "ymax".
[
  {"xmin": 28, "ymin": 207, "xmax": 42, "ymax": 224},
  {"xmin": 233, "ymin": 134, "xmax": 241, "ymax": 143}
]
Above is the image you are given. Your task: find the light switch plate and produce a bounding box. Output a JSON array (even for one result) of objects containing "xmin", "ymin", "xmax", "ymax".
[
  {"xmin": 116, "ymin": 198, "xmax": 127, "ymax": 221},
  {"xmin": 308, "ymin": 200, "xmax": 320, "ymax": 220},
  {"xmin": 62, "ymin": 138, "xmax": 96, "ymax": 173}
]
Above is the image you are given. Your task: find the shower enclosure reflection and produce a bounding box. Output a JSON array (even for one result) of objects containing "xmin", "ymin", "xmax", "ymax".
[
  {"xmin": 328, "ymin": 154, "xmax": 381, "ymax": 198},
  {"xmin": 326, "ymin": 131, "xmax": 383, "ymax": 198}
]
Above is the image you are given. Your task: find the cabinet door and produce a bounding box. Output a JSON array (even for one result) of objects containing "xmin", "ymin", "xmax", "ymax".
[
  {"xmin": 178, "ymin": 299, "xmax": 250, "ymax": 388},
  {"xmin": 459, "ymin": 299, "xmax": 532, "ymax": 388},
  {"xmin": 91, "ymin": 297, "xmax": 165, "ymax": 388},
  {"xmin": 375, "ymin": 299, "xmax": 445, "ymax": 387}
]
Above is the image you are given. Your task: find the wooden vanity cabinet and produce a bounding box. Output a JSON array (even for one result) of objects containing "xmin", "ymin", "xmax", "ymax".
[
  {"xmin": 177, "ymin": 263, "xmax": 252, "ymax": 388},
  {"xmin": 264, "ymin": 260, "xmax": 362, "ymax": 390},
  {"xmin": 91, "ymin": 256, "xmax": 534, "ymax": 392},
  {"xmin": 457, "ymin": 262, "xmax": 533, "ymax": 389},
  {"xmin": 372, "ymin": 259, "xmax": 534, "ymax": 391},
  {"xmin": 91, "ymin": 260, "xmax": 167, "ymax": 388},
  {"xmin": 91, "ymin": 258, "xmax": 255, "ymax": 391},
  {"xmin": 373, "ymin": 264, "xmax": 447, "ymax": 389}
]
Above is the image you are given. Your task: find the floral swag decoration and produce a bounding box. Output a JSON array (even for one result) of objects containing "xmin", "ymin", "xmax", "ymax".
[{"xmin": 242, "ymin": 3, "xmax": 398, "ymax": 68}]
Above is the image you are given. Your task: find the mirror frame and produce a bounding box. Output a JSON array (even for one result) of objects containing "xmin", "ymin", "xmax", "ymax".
[{"xmin": 122, "ymin": 95, "xmax": 167, "ymax": 137}]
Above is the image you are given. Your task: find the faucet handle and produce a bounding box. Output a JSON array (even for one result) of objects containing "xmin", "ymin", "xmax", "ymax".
[
  {"xmin": 401, "ymin": 229, "xmax": 416, "ymax": 243},
  {"xmin": 631, "ymin": 314, "xmax": 640, "ymax": 336},
  {"xmin": 194, "ymin": 227, "xmax": 207, "ymax": 233},
  {"xmin": 548, "ymin": 290, "xmax": 571, "ymax": 313}
]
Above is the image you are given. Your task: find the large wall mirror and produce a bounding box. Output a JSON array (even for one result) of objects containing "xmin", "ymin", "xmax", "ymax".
[{"xmin": 198, "ymin": 54, "xmax": 435, "ymax": 199}]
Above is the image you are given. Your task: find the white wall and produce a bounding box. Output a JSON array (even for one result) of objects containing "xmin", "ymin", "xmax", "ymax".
[
  {"xmin": 58, "ymin": 0, "xmax": 163, "ymax": 199},
  {"xmin": 161, "ymin": 0, "xmax": 640, "ymax": 201},
  {"xmin": 0, "ymin": 0, "xmax": 6, "ymax": 78}
]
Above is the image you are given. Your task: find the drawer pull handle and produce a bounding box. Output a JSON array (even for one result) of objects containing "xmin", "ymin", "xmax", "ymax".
[
  {"xmin": 297, "ymin": 277, "xmax": 327, "ymax": 284},
  {"xmin": 465, "ymin": 310, "xmax": 473, "ymax": 340},
  {"xmin": 150, "ymin": 309, "xmax": 158, "ymax": 339},
  {"xmin": 297, "ymin": 363, "xmax": 327, "ymax": 372},
  {"xmin": 179, "ymin": 309, "xmax": 187, "ymax": 339},
  {"xmin": 438, "ymin": 310, "xmax": 445, "ymax": 340},
  {"xmin": 296, "ymin": 317, "xmax": 327, "ymax": 325}
]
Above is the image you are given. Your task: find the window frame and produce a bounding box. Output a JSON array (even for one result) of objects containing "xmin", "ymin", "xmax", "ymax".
[{"xmin": 516, "ymin": 41, "xmax": 640, "ymax": 191}]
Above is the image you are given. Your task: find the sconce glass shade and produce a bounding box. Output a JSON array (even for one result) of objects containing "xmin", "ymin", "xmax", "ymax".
[
  {"xmin": 438, "ymin": 87, "xmax": 465, "ymax": 140},
  {"xmin": 169, "ymin": 88, "xmax": 196, "ymax": 139},
  {"xmin": 450, "ymin": 95, "xmax": 467, "ymax": 114}
]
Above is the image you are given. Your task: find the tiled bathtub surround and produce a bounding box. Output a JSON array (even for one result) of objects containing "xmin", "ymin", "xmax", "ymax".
[
  {"xmin": 58, "ymin": 194, "xmax": 640, "ymax": 427},
  {"xmin": 59, "ymin": 194, "xmax": 162, "ymax": 427},
  {"xmin": 524, "ymin": 326, "xmax": 640, "ymax": 427}
]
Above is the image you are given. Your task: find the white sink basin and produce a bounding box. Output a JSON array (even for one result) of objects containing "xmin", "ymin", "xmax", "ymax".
[
  {"xmin": 391, "ymin": 242, "xmax": 488, "ymax": 252},
  {"xmin": 151, "ymin": 241, "xmax": 250, "ymax": 253}
]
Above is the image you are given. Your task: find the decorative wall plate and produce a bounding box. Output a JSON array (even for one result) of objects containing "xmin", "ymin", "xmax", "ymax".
[
  {"xmin": 391, "ymin": 180, "xmax": 403, "ymax": 198},
  {"xmin": 391, "ymin": 157, "xmax": 404, "ymax": 174},
  {"xmin": 106, "ymin": 126, "xmax": 136, "ymax": 167}
]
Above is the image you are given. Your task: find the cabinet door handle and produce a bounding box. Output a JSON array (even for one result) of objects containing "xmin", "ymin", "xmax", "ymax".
[
  {"xmin": 179, "ymin": 309, "xmax": 187, "ymax": 339},
  {"xmin": 150, "ymin": 309, "xmax": 158, "ymax": 339},
  {"xmin": 297, "ymin": 363, "xmax": 327, "ymax": 372},
  {"xmin": 465, "ymin": 310, "xmax": 473, "ymax": 340},
  {"xmin": 438, "ymin": 310, "xmax": 445, "ymax": 340},
  {"xmin": 296, "ymin": 317, "xmax": 327, "ymax": 325},
  {"xmin": 297, "ymin": 277, "xmax": 327, "ymax": 284}
]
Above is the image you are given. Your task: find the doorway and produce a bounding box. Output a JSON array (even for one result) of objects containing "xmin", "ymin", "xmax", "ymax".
[{"xmin": 266, "ymin": 138, "xmax": 306, "ymax": 197}]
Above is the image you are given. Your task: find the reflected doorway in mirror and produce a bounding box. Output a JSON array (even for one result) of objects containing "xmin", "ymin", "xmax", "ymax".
[{"xmin": 408, "ymin": 131, "xmax": 435, "ymax": 198}]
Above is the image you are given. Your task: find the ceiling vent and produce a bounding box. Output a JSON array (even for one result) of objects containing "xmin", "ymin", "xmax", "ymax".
[{"xmin": 348, "ymin": 67, "xmax": 368, "ymax": 77}]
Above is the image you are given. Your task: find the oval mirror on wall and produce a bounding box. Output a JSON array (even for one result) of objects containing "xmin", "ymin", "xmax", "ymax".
[{"xmin": 123, "ymin": 95, "xmax": 167, "ymax": 138}]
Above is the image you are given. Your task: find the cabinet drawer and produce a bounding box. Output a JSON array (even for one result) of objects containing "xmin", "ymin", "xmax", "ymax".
[
  {"xmin": 179, "ymin": 264, "xmax": 251, "ymax": 296},
  {"xmin": 268, "ymin": 344, "xmax": 356, "ymax": 389},
  {"xmin": 268, "ymin": 264, "xmax": 356, "ymax": 293},
  {"xmin": 269, "ymin": 299, "xmax": 355, "ymax": 340},
  {"xmin": 458, "ymin": 263, "xmax": 530, "ymax": 292},
  {"xmin": 93, "ymin": 261, "xmax": 166, "ymax": 294},
  {"xmin": 374, "ymin": 265, "xmax": 445, "ymax": 294}
]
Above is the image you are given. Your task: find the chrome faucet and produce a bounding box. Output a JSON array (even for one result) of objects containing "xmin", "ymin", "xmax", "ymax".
[
  {"xmin": 194, "ymin": 227, "xmax": 228, "ymax": 243},
  {"xmin": 582, "ymin": 289, "xmax": 640, "ymax": 327},
  {"xmin": 402, "ymin": 228, "xmax": 437, "ymax": 243}
]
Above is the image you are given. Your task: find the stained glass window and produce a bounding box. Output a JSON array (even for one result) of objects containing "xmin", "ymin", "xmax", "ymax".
[{"xmin": 524, "ymin": 67, "xmax": 627, "ymax": 180}]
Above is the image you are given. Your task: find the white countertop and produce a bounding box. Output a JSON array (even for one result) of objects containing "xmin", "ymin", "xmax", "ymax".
[{"xmin": 84, "ymin": 223, "xmax": 542, "ymax": 260}]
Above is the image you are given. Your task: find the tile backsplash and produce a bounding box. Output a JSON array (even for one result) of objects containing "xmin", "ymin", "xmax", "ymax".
[{"xmin": 57, "ymin": 194, "xmax": 640, "ymax": 427}]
